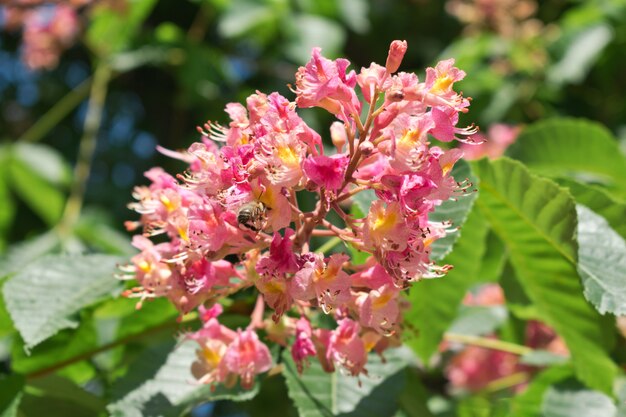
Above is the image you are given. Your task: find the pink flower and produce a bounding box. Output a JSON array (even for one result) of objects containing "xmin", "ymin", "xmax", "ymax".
[
  {"xmin": 363, "ymin": 201, "xmax": 410, "ymax": 252},
  {"xmin": 357, "ymin": 63, "xmax": 388, "ymax": 103},
  {"xmin": 327, "ymin": 319, "xmax": 367, "ymax": 376},
  {"xmin": 425, "ymin": 58, "xmax": 467, "ymax": 96},
  {"xmin": 189, "ymin": 310, "xmax": 238, "ymax": 387},
  {"xmin": 429, "ymin": 106, "xmax": 479, "ymax": 143},
  {"xmin": 356, "ymin": 284, "xmax": 400, "ymax": 335},
  {"xmin": 293, "ymin": 253, "xmax": 351, "ymax": 314},
  {"xmin": 291, "ymin": 317, "xmax": 317, "ymax": 373},
  {"xmin": 256, "ymin": 229, "xmax": 299, "ymax": 276},
  {"xmin": 385, "ymin": 40, "xmax": 408, "ymax": 74},
  {"xmin": 222, "ymin": 329, "xmax": 273, "ymax": 389},
  {"xmin": 255, "ymin": 131, "xmax": 306, "ymax": 188},
  {"xmin": 295, "ymin": 47, "xmax": 361, "ymax": 122},
  {"xmin": 303, "ymin": 154, "xmax": 349, "ymax": 191}
]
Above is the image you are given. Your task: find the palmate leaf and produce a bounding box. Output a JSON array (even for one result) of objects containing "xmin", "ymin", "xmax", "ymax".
[
  {"xmin": 2, "ymin": 254, "xmax": 122, "ymax": 350},
  {"xmin": 576, "ymin": 205, "xmax": 626, "ymax": 315},
  {"xmin": 473, "ymin": 158, "xmax": 617, "ymax": 394},
  {"xmin": 282, "ymin": 347, "xmax": 414, "ymax": 417},
  {"xmin": 108, "ymin": 340, "xmax": 258, "ymax": 417},
  {"xmin": 509, "ymin": 118, "xmax": 626, "ymax": 194},
  {"xmin": 404, "ymin": 207, "xmax": 489, "ymax": 363}
]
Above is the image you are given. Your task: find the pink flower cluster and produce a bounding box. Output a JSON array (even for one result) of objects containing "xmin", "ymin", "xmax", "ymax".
[
  {"xmin": 123, "ymin": 40, "xmax": 478, "ymax": 388},
  {"xmin": 1, "ymin": 0, "xmax": 90, "ymax": 70}
]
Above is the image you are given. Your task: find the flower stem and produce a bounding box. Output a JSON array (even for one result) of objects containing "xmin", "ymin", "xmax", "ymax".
[
  {"xmin": 444, "ymin": 333, "xmax": 533, "ymax": 356},
  {"xmin": 18, "ymin": 77, "xmax": 92, "ymax": 143},
  {"xmin": 57, "ymin": 63, "xmax": 111, "ymax": 239},
  {"xmin": 483, "ymin": 371, "xmax": 530, "ymax": 393}
]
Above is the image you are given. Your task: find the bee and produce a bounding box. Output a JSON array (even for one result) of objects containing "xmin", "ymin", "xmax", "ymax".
[{"xmin": 237, "ymin": 200, "xmax": 267, "ymax": 232}]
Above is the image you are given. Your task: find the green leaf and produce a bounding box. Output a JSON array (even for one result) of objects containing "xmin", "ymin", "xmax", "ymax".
[
  {"xmin": 429, "ymin": 159, "xmax": 479, "ymax": 261},
  {"xmin": 0, "ymin": 374, "xmax": 24, "ymax": 417},
  {"xmin": 557, "ymin": 178, "xmax": 626, "ymax": 240},
  {"xmin": 8, "ymin": 156, "xmax": 65, "ymax": 226},
  {"xmin": 282, "ymin": 345, "xmax": 414, "ymax": 417},
  {"xmin": 509, "ymin": 366, "xmax": 573, "ymax": 417},
  {"xmin": 0, "ymin": 232, "xmax": 61, "ymax": 278},
  {"xmin": 108, "ymin": 340, "xmax": 258, "ymax": 417},
  {"xmin": 476, "ymin": 230, "xmax": 507, "ymax": 283},
  {"xmin": 11, "ymin": 143, "xmax": 71, "ymax": 187},
  {"xmin": 473, "ymin": 157, "xmax": 618, "ymax": 394},
  {"xmin": 23, "ymin": 375, "xmax": 105, "ymax": 415},
  {"xmin": 10, "ymin": 319, "xmax": 98, "ymax": 375},
  {"xmin": 541, "ymin": 379, "xmax": 616, "ymax": 417},
  {"xmin": 87, "ymin": 0, "xmax": 157, "ymax": 56},
  {"xmin": 509, "ymin": 118, "xmax": 626, "ymax": 193},
  {"xmin": 500, "ymin": 262, "xmax": 541, "ymax": 321},
  {"xmin": 2, "ymin": 254, "xmax": 123, "ymax": 350},
  {"xmin": 576, "ymin": 204, "xmax": 626, "ymax": 315},
  {"xmin": 398, "ymin": 368, "xmax": 434, "ymax": 417},
  {"xmin": 404, "ymin": 206, "xmax": 489, "ymax": 364},
  {"xmin": 0, "ymin": 152, "xmax": 15, "ymax": 245}
]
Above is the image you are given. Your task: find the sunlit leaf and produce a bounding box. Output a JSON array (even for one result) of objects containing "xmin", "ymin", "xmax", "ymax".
[
  {"xmin": 473, "ymin": 158, "xmax": 617, "ymax": 394},
  {"xmin": 576, "ymin": 205, "xmax": 626, "ymax": 315},
  {"xmin": 509, "ymin": 118, "xmax": 626, "ymax": 194},
  {"xmin": 2, "ymin": 254, "xmax": 123, "ymax": 350}
]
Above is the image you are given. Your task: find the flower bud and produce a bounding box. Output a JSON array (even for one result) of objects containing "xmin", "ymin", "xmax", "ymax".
[
  {"xmin": 330, "ymin": 121, "xmax": 347, "ymax": 152},
  {"xmin": 358, "ymin": 141, "xmax": 374, "ymax": 156},
  {"xmin": 385, "ymin": 40, "xmax": 407, "ymax": 74}
]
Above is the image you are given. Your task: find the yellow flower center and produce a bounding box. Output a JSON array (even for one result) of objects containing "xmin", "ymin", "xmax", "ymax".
[
  {"xmin": 202, "ymin": 345, "xmax": 223, "ymax": 368},
  {"xmin": 372, "ymin": 290, "xmax": 394, "ymax": 309},
  {"xmin": 160, "ymin": 195, "xmax": 176, "ymax": 212},
  {"xmin": 398, "ymin": 129, "xmax": 422, "ymax": 148},
  {"xmin": 431, "ymin": 74, "xmax": 453, "ymax": 93},
  {"xmin": 277, "ymin": 145, "xmax": 299, "ymax": 166}
]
